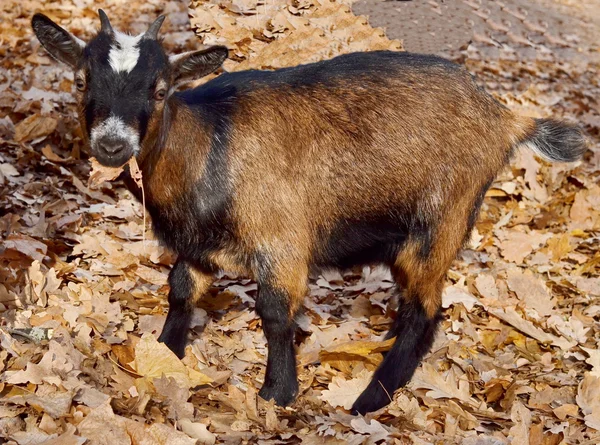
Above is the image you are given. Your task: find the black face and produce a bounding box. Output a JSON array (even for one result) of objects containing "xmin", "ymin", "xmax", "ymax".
[
  {"xmin": 77, "ymin": 32, "xmax": 170, "ymax": 167},
  {"xmin": 32, "ymin": 10, "xmax": 229, "ymax": 167}
]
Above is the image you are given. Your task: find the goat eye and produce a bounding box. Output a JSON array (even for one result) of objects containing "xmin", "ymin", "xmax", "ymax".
[
  {"xmin": 75, "ymin": 78, "xmax": 86, "ymax": 91},
  {"xmin": 154, "ymin": 89, "xmax": 166, "ymax": 101}
]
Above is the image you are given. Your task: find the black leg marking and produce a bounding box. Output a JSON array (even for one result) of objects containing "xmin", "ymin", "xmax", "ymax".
[
  {"xmin": 255, "ymin": 283, "xmax": 298, "ymax": 407},
  {"xmin": 158, "ymin": 261, "xmax": 196, "ymax": 358},
  {"xmin": 352, "ymin": 299, "xmax": 441, "ymax": 415}
]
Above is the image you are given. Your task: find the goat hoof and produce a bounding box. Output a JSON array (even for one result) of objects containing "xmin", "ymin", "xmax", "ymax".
[
  {"xmin": 351, "ymin": 385, "xmax": 391, "ymax": 415},
  {"xmin": 158, "ymin": 335, "xmax": 186, "ymax": 359},
  {"xmin": 259, "ymin": 382, "xmax": 298, "ymax": 407}
]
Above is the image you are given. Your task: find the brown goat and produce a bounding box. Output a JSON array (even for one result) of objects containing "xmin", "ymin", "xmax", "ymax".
[{"xmin": 32, "ymin": 11, "xmax": 585, "ymax": 414}]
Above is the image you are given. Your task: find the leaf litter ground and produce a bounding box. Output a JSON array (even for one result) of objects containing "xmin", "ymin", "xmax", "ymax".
[{"xmin": 0, "ymin": 0, "xmax": 599, "ymax": 444}]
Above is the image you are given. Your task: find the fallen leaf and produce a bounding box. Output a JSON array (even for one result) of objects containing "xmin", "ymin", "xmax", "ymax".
[
  {"xmin": 319, "ymin": 369, "xmax": 373, "ymax": 410},
  {"xmin": 576, "ymin": 374, "xmax": 600, "ymax": 431},
  {"xmin": 179, "ymin": 418, "xmax": 216, "ymax": 445},
  {"xmin": 14, "ymin": 114, "xmax": 57, "ymax": 142},
  {"xmin": 488, "ymin": 307, "xmax": 575, "ymax": 351},
  {"xmin": 508, "ymin": 401, "xmax": 531, "ymax": 444},
  {"xmin": 442, "ymin": 286, "xmax": 481, "ymax": 311},
  {"xmin": 411, "ymin": 363, "xmax": 475, "ymax": 406},
  {"xmin": 349, "ymin": 417, "xmax": 390, "ymax": 442},
  {"xmin": 132, "ymin": 335, "xmax": 212, "ymax": 389},
  {"xmin": 507, "ymin": 268, "xmax": 555, "ymax": 317},
  {"xmin": 88, "ymin": 158, "xmax": 124, "ymax": 188}
]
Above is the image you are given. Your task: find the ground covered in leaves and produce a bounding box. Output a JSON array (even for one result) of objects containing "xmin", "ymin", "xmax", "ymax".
[{"xmin": 1, "ymin": 0, "xmax": 599, "ymax": 444}]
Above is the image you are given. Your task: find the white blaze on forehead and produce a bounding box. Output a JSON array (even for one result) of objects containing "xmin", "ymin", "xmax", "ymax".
[
  {"xmin": 90, "ymin": 116, "xmax": 140, "ymax": 154},
  {"xmin": 109, "ymin": 31, "xmax": 143, "ymax": 73}
]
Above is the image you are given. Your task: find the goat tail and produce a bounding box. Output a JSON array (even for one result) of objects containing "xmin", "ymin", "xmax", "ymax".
[{"xmin": 517, "ymin": 117, "xmax": 586, "ymax": 163}]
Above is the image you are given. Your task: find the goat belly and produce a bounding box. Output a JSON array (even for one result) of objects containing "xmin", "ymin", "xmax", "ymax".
[{"xmin": 144, "ymin": 195, "xmax": 237, "ymax": 269}]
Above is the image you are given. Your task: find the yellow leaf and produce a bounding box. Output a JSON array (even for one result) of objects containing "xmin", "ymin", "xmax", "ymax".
[
  {"xmin": 546, "ymin": 234, "xmax": 572, "ymax": 262},
  {"xmin": 321, "ymin": 337, "xmax": 395, "ymax": 357},
  {"xmin": 132, "ymin": 335, "xmax": 212, "ymax": 389},
  {"xmin": 319, "ymin": 338, "xmax": 395, "ymax": 373}
]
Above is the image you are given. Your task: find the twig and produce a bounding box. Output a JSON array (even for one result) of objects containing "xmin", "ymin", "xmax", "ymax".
[{"xmin": 378, "ymin": 380, "xmax": 393, "ymax": 403}]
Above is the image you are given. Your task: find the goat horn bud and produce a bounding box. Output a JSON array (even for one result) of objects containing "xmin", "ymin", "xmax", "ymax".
[
  {"xmin": 144, "ymin": 15, "xmax": 166, "ymax": 40},
  {"xmin": 98, "ymin": 9, "xmax": 113, "ymax": 34}
]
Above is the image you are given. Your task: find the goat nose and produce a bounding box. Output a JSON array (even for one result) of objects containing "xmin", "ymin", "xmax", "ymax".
[{"xmin": 101, "ymin": 140, "xmax": 126, "ymax": 154}]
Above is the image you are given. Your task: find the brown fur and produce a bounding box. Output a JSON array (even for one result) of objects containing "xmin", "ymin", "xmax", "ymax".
[
  {"xmin": 188, "ymin": 266, "xmax": 213, "ymax": 304},
  {"xmin": 140, "ymin": 66, "xmax": 530, "ymax": 320},
  {"xmin": 127, "ymin": 52, "xmax": 578, "ymax": 412}
]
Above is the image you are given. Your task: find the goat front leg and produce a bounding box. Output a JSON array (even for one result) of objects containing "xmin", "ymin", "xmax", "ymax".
[
  {"xmin": 158, "ymin": 261, "xmax": 213, "ymax": 358},
  {"xmin": 255, "ymin": 260, "xmax": 308, "ymax": 406}
]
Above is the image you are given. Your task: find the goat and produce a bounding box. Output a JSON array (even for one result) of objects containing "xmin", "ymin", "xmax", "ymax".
[{"xmin": 31, "ymin": 10, "xmax": 585, "ymax": 414}]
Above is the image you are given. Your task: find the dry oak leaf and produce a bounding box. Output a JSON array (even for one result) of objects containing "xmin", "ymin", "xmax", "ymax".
[
  {"xmin": 38, "ymin": 424, "xmax": 86, "ymax": 445},
  {"xmin": 319, "ymin": 337, "xmax": 395, "ymax": 373},
  {"xmin": 78, "ymin": 399, "xmax": 197, "ymax": 445},
  {"xmin": 495, "ymin": 228, "xmax": 551, "ymax": 264},
  {"xmin": 318, "ymin": 368, "xmax": 373, "ymax": 410},
  {"xmin": 553, "ymin": 403, "xmax": 580, "ymax": 421},
  {"xmin": 349, "ymin": 417, "xmax": 390, "ymax": 442},
  {"xmin": 320, "ymin": 337, "xmax": 395, "ymax": 361},
  {"xmin": 474, "ymin": 274, "xmax": 499, "ymax": 300},
  {"xmin": 132, "ymin": 335, "xmax": 212, "ymax": 389},
  {"xmin": 4, "ymin": 234, "xmax": 48, "ymax": 262},
  {"xmin": 25, "ymin": 260, "xmax": 61, "ymax": 307},
  {"xmin": 506, "ymin": 268, "xmax": 555, "ymax": 317},
  {"xmin": 14, "ymin": 114, "xmax": 57, "ymax": 142},
  {"xmin": 411, "ymin": 363, "xmax": 475, "ymax": 406},
  {"xmin": 88, "ymin": 157, "xmax": 124, "ymax": 187},
  {"xmin": 508, "ymin": 400, "xmax": 532, "ymax": 444},
  {"xmin": 179, "ymin": 418, "xmax": 216, "ymax": 445},
  {"xmin": 546, "ymin": 233, "xmax": 573, "ymax": 262},
  {"xmin": 488, "ymin": 307, "xmax": 575, "ymax": 351},
  {"xmin": 582, "ymin": 347, "xmax": 600, "ymax": 378},
  {"xmin": 570, "ymin": 185, "xmax": 600, "ymax": 230},
  {"xmin": 154, "ymin": 376, "xmax": 194, "ymax": 421},
  {"xmin": 442, "ymin": 285, "xmax": 481, "ymax": 312},
  {"xmin": 576, "ymin": 373, "xmax": 600, "ymax": 431},
  {"xmin": 387, "ymin": 394, "xmax": 430, "ymax": 429},
  {"xmin": 88, "ymin": 157, "xmax": 142, "ymax": 188}
]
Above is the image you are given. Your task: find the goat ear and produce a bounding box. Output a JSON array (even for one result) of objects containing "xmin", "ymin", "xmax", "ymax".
[
  {"xmin": 169, "ymin": 46, "xmax": 228, "ymax": 86},
  {"xmin": 31, "ymin": 13, "xmax": 84, "ymax": 69}
]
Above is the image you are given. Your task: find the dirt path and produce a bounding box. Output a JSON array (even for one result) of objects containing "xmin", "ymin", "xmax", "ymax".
[{"xmin": 353, "ymin": 0, "xmax": 600, "ymax": 64}]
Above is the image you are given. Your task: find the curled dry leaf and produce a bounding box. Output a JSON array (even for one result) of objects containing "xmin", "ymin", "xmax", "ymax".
[
  {"xmin": 88, "ymin": 158, "xmax": 125, "ymax": 187},
  {"xmin": 88, "ymin": 157, "xmax": 143, "ymax": 188},
  {"xmin": 179, "ymin": 418, "xmax": 216, "ymax": 445}
]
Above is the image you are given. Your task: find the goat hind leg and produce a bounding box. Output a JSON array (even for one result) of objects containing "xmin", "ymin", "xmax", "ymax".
[{"xmin": 352, "ymin": 250, "xmax": 446, "ymax": 415}]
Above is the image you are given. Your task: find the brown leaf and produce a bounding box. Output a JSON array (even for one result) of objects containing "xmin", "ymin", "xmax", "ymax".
[
  {"xmin": 14, "ymin": 114, "xmax": 57, "ymax": 142},
  {"xmin": 4, "ymin": 234, "xmax": 48, "ymax": 262},
  {"xmin": 132, "ymin": 335, "xmax": 212, "ymax": 389},
  {"xmin": 88, "ymin": 158, "xmax": 124, "ymax": 188},
  {"xmin": 506, "ymin": 268, "xmax": 555, "ymax": 317},
  {"xmin": 576, "ymin": 374, "xmax": 600, "ymax": 431}
]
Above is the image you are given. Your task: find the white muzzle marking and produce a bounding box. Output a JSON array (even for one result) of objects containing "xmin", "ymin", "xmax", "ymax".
[{"xmin": 90, "ymin": 116, "xmax": 140, "ymax": 154}]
